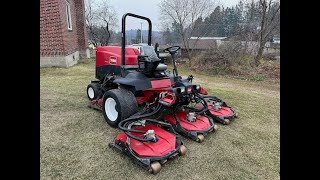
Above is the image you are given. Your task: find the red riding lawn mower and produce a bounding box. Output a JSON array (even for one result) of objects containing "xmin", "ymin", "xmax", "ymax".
[{"xmin": 86, "ymin": 13, "xmax": 237, "ymax": 174}]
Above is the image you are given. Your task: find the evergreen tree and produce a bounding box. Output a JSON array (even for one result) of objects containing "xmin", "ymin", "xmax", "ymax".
[
  {"xmin": 171, "ymin": 22, "xmax": 182, "ymax": 44},
  {"xmin": 162, "ymin": 27, "xmax": 172, "ymax": 45},
  {"xmin": 192, "ymin": 17, "xmax": 205, "ymax": 37},
  {"xmin": 204, "ymin": 6, "xmax": 224, "ymax": 37}
]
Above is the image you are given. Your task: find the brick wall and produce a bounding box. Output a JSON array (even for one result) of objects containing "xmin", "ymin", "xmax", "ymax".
[
  {"xmin": 40, "ymin": 0, "xmax": 64, "ymax": 56},
  {"xmin": 59, "ymin": 0, "xmax": 79, "ymax": 56},
  {"xmin": 40, "ymin": 0, "xmax": 88, "ymax": 60},
  {"xmin": 74, "ymin": 0, "xmax": 88, "ymax": 52}
]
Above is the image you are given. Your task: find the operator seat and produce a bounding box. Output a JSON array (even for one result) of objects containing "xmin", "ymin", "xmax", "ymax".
[
  {"xmin": 156, "ymin": 63, "xmax": 167, "ymax": 71},
  {"xmin": 142, "ymin": 46, "xmax": 167, "ymax": 72}
]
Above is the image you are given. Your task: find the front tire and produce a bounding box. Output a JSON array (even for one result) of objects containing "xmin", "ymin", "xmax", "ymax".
[
  {"xmin": 87, "ymin": 83, "xmax": 101, "ymax": 100},
  {"xmin": 102, "ymin": 89, "xmax": 138, "ymax": 128}
]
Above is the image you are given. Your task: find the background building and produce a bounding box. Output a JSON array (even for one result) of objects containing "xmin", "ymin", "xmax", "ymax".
[{"xmin": 40, "ymin": 0, "xmax": 90, "ymax": 67}]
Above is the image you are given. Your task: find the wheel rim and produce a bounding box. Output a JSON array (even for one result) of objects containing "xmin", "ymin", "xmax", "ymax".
[
  {"xmin": 105, "ymin": 98, "xmax": 118, "ymax": 121},
  {"xmin": 88, "ymin": 87, "xmax": 94, "ymax": 99}
]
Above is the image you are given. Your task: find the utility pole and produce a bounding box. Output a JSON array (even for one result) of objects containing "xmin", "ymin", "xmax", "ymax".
[{"xmin": 140, "ymin": 22, "xmax": 143, "ymax": 43}]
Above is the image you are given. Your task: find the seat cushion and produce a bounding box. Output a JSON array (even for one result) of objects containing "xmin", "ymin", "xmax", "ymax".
[{"xmin": 155, "ymin": 63, "xmax": 167, "ymax": 71}]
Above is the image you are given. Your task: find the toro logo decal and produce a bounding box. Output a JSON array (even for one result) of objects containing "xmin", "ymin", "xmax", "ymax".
[
  {"xmin": 187, "ymin": 87, "xmax": 192, "ymax": 93},
  {"xmin": 109, "ymin": 56, "xmax": 117, "ymax": 65}
]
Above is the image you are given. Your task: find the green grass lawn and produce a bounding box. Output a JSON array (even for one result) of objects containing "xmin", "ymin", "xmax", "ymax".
[{"xmin": 40, "ymin": 59, "xmax": 280, "ymax": 180}]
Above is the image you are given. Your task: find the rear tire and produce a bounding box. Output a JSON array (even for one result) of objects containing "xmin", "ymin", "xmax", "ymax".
[
  {"xmin": 102, "ymin": 89, "xmax": 138, "ymax": 128},
  {"xmin": 87, "ymin": 83, "xmax": 101, "ymax": 100}
]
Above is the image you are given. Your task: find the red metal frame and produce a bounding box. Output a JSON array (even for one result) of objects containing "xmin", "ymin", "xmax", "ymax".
[
  {"xmin": 199, "ymin": 87, "xmax": 208, "ymax": 95},
  {"xmin": 136, "ymin": 88, "xmax": 169, "ymax": 105},
  {"xmin": 136, "ymin": 79, "xmax": 172, "ymax": 104}
]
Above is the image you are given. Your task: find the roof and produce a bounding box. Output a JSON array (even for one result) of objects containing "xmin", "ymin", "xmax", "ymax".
[
  {"xmin": 130, "ymin": 43, "xmax": 149, "ymax": 46},
  {"xmin": 160, "ymin": 37, "xmax": 227, "ymax": 50},
  {"xmin": 159, "ymin": 44, "xmax": 182, "ymax": 50},
  {"xmin": 190, "ymin": 37, "xmax": 227, "ymax": 40},
  {"xmin": 185, "ymin": 39, "xmax": 218, "ymax": 50}
]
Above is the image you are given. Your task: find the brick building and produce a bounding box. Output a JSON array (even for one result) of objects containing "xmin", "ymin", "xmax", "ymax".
[{"xmin": 40, "ymin": 0, "xmax": 90, "ymax": 67}]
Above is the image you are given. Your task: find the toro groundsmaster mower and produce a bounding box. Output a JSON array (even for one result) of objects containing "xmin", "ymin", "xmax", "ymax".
[
  {"xmin": 86, "ymin": 13, "xmax": 237, "ymax": 173},
  {"xmin": 86, "ymin": 13, "xmax": 188, "ymax": 174}
]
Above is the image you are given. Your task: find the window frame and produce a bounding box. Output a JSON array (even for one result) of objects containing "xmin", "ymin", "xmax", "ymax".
[{"xmin": 65, "ymin": 0, "xmax": 72, "ymax": 31}]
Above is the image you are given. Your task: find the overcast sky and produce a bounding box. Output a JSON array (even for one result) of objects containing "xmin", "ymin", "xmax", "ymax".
[{"xmin": 107, "ymin": 0, "xmax": 240, "ymax": 31}]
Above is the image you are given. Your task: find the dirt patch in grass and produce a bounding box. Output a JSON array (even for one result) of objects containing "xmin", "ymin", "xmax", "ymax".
[{"xmin": 41, "ymin": 59, "xmax": 279, "ymax": 179}]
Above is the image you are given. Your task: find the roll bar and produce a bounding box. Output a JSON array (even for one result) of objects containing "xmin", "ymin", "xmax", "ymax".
[{"xmin": 121, "ymin": 13, "xmax": 152, "ymax": 66}]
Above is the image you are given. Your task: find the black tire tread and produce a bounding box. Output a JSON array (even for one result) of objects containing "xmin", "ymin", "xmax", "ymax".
[
  {"xmin": 87, "ymin": 83, "xmax": 101, "ymax": 100},
  {"xmin": 102, "ymin": 88, "xmax": 138, "ymax": 127}
]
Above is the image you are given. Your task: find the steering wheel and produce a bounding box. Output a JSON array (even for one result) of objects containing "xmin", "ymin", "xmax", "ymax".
[{"xmin": 163, "ymin": 46, "xmax": 181, "ymax": 54}]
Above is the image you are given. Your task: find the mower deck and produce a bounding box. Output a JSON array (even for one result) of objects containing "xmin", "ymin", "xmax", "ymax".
[
  {"xmin": 118, "ymin": 125, "xmax": 177, "ymax": 157},
  {"xmin": 109, "ymin": 124, "xmax": 184, "ymax": 173},
  {"xmin": 164, "ymin": 111, "xmax": 217, "ymax": 142},
  {"xmin": 195, "ymin": 101, "xmax": 237, "ymax": 125},
  {"xmin": 165, "ymin": 111, "xmax": 211, "ymax": 131}
]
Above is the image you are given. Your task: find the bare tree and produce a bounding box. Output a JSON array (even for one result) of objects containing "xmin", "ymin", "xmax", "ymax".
[
  {"xmin": 159, "ymin": 0, "xmax": 214, "ymax": 66},
  {"xmin": 96, "ymin": 1, "xmax": 117, "ymax": 45},
  {"xmin": 85, "ymin": 0, "xmax": 117, "ymax": 46},
  {"xmin": 85, "ymin": 0, "xmax": 98, "ymax": 46},
  {"xmin": 254, "ymin": 0, "xmax": 280, "ymax": 66}
]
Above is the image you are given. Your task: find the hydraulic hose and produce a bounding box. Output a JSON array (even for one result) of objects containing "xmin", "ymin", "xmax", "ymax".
[
  {"xmin": 118, "ymin": 104, "xmax": 162, "ymax": 132},
  {"xmin": 118, "ymin": 104, "xmax": 164, "ymax": 142},
  {"xmin": 195, "ymin": 94, "xmax": 209, "ymax": 114},
  {"xmin": 124, "ymin": 118, "xmax": 171, "ymax": 142},
  {"xmin": 184, "ymin": 93, "xmax": 209, "ymax": 114}
]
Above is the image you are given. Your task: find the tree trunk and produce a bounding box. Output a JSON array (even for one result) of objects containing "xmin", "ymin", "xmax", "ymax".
[
  {"xmin": 254, "ymin": 40, "xmax": 265, "ymax": 66},
  {"xmin": 105, "ymin": 23, "xmax": 110, "ymax": 46},
  {"xmin": 254, "ymin": 0, "xmax": 267, "ymax": 66},
  {"xmin": 181, "ymin": 34, "xmax": 192, "ymax": 67},
  {"xmin": 187, "ymin": 50, "xmax": 192, "ymax": 67}
]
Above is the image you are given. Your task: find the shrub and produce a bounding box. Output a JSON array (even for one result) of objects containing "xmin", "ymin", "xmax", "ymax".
[{"xmin": 190, "ymin": 41, "xmax": 280, "ymax": 80}]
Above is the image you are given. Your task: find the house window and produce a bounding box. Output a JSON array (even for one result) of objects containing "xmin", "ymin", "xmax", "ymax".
[{"xmin": 66, "ymin": 0, "xmax": 72, "ymax": 30}]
